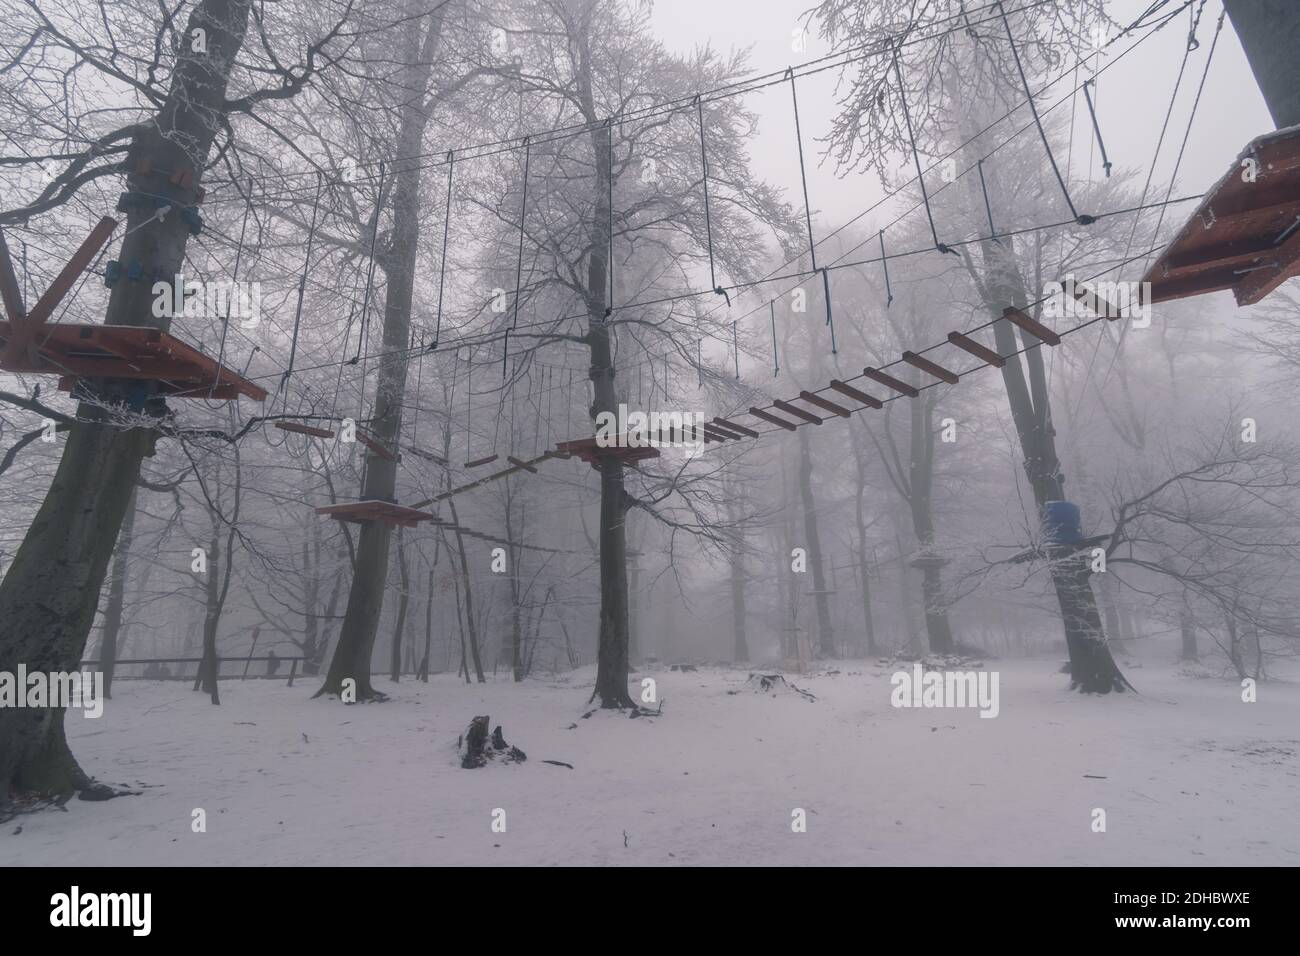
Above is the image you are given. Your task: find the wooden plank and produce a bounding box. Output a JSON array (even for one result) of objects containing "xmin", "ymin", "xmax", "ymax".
[
  {"xmin": 828, "ymin": 379, "xmax": 883, "ymax": 408},
  {"xmin": 712, "ymin": 416, "xmax": 758, "ymax": 438},
  {"xmin": 507, "ymin": 455, "xmax": 538, "ymax": 473},
  {"xmin": 947, "ymin": 331, "xmax": 1006, "ymax": 368},
  {"xmin": 1234, "ymin": 225, "xmax": 1300, "ymax": 305},
  {"xmin": 465, "ymin": 454, "xmax": 499, "ymax": 468},
  {"xmin": 702, "ymin": 423, "xmax": 737, "ymax": 442},
  {"xmin": 799, "ymin": 390, "xmax": 851, "ymax": 418},
  {"xmin": 1001, "ymin": 307, "xmax": 1061, "ymax": 346},
  {"xmin": 0, "ymin": 229, "xmax": 26, "ymax": 323},
  {"xmin": 902, "ymin": 350, "xmax": 959, "ymax": 384},
  {"xmin": 772, "ymin": 399, "xmax": 821, "ymax": 425},
  {"xmin": 275, "ymin": 421, "xmax": 335, "ymax": 439},
  {"xmin": 26, "ymin": 217, "xmax": 119, "ymax": 325},
  {"xmin": 863, "ymin": 367, "xmax": 918, "ymax": 397},
  {"xmin": 356, "ymin": 430, "xmax": 396, "ymax": 461},
  {"xmin": 749, "ymin": 406, "xmax": 797, "ymax": 431}
]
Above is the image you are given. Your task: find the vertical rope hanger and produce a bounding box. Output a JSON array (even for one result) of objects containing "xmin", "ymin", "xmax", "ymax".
[
  {"xmin": 821, "ymin": 268, "xmax": 837, "ymax": 355},
  {"xmin": 604, "ymin": 117, "xmax": 615, "ymax": 319},
  {"xmin": 209, "ymin": 177, "xmax": 254, "ymax": 401},
  {"xmin": 277, "ymin": 172, "xmax": 324, "ymax": 406},
  {"xmin": 503, "ymin": 138, "xmax": 530, "ymax": 378},
  {"xmin": 430, "ymin": 150, "xmax": 454, "ymax": 350},
  {"xmin": 976, "ymin": 160, "xmax": 999, "ymax": 239},
  {"xmin": 511, "ymin": 138, "xmax": 530, "ymax": 333},
  {"xmin": 994, "ymin": 1, "xmax": 1094, "ymax": 225},
  {"xmin": 1081, "ymin": 80, "xmax": 1113, "ymax": 177},
  {"xmin": 786, "ymin": 68, "xmax": 817, "ymax": 272},
  {"xmin": 732, "ymin": 320, "xmax": 739, "ymax": 379},
  {"xmin": 889, "ymin": 37, "xmax": 956, "ymax": 257},
  {"xmin": 695, "ymin": 95, "xmax": 730, "ymax": 305},
  {"xmin": 353, "ymin": 160, "xmax": 388, "ymax": 366},
  {"xmin": 878, "ymin": 229, "xmax": 894, "ymax": 306},
  {"xmin": 770, "ymin": 300, "xmax": 779, "ymax": 376}
]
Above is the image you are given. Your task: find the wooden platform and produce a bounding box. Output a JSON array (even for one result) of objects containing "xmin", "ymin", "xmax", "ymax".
[
  {"xmin": 554, "ymin": 435, "xmax": 662, "ymax": 466},
  {"xmin": 0, "ymin": 321, "xmax": 268, "ymax": 401},
  {"xmin": 1143, "ymin": 126, "xmax": 1300, "ymax": 306},
  {"xmin": 314, "ymin": 500, "xmax": 434, "ymax": 528}
]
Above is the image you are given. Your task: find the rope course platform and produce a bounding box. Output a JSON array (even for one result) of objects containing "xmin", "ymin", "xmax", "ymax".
[
  {"xmin": 0, "ymin": 217, "xmax": 266, "ymax": 402},
  {"xmin": 554, "ymin": 436, "xmax": 662, "ymax": 467},
  {"xmin": 1142, "ymin": 126, "xmax": 1300, "ymax": 306},
  {"xmin": 314, "ymin": 500, "xmax": 434, "ymax": 528}
]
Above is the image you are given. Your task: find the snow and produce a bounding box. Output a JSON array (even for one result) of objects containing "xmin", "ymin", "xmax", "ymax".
[{"xmin": 4, "ymin": 651, "xmax": 1297, "ymax": 866}]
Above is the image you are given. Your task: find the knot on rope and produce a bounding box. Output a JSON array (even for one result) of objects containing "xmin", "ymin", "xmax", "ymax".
[
  {"xmin": 1075, "ymin": 214, "xmax": 1099, "ymax": 226},
  {"xmin": 935, "ymin": 242, "xmax": 959, "ymax": 256},
  {"xmin": 713, "ymin": 286, "xmax": 730, "ymax": 306}
]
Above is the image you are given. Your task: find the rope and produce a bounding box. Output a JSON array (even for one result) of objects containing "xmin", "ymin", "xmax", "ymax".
[
  {"xmin": 208, "ymin": 177, "xmax": 254, "ymax": 401},
  {"xmin": 787, "ymin": 68, "xmax": 817, "ymax": 271},
  {"xmin": 511, "ymin": 139, "xmax": 529, "ymax": 332},
  {"xmin": 976, "ymin": 160, "xmax": 998, "ymax": 238},
  {"xmin": 879, "ymin": 229, "xmax": 894, "ymax": 306},
  {"xmin": 994, "ymin": 1, "xmax": 1090, "ymax": 224},
  {"xmin": 695, "ymin": 96, "xmax": 726, "ymax": 301},
  {"xmin": 890, "ymin": 36, "xmax": 955, "ymax": 255},
  {"xmin": 770, "ymin": 300, "xmax": 779, "ymax": 376},
  {"xmin": 277, "ymin": 172, "xmax": 324, "ymax": 405},
  {"xmin": 1081, "ymin": 80, "xmax": 1113, "ymax": 177},
  {"xmin": 432, "ymin": 150, "xmax": 453, "ymax": 350},
  {"xmin": 821, "ymin": 268, "xmax": 837, "ymax": 355}
]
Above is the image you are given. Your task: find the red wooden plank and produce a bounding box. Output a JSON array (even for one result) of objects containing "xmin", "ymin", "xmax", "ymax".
[
  {"xmin": 863, "ymin": 367, "xmax": 918, "ymax": 397},
  {"xmin": 947, "ymin": 331, "xmax": 1006, "ymax": 368},
  {"xmin": 902, "ymin": 350, "xmax": 959, "ymax": 384},
  {"xmin": 1001, "ymin": 307, "xmax": 1061, "ymax": 346},
  {"xmin": 749, "ymin": 406, "xmax": 797, "ymax": 431},
  {"xmin": 828, "ymin": 379, "xmax": 883, "ymax": 408},
  {"xmin": 772, "ymin": 399, "xmax": 821, "ymax": 425},
  {"xmin": 26, "ymin": 217, "xmax": 118, "ymax": 325},
  {"xmin": 799, "ymin": 390, "xmax": 851, "ymax": 417}
]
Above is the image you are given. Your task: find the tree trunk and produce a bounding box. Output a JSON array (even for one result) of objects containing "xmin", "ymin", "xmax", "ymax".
[
  {"xmin": 448, "ymin": 497, "xmax": 485, "ymax": 682},
  {"xmin": 578, "ymin": 76, "xmax": 634, "ymax": 708},
  {"xmin": 909, "ymin": 391, "xmax": 954, "ymax": 655},
  {"xmin": 1179, "ymin": 606, "xmax": 1198, "ymax": 661},
  {"xmin": 850, "ymin": 437, "xmax": 878, "ymax": 657},
  {"xmin": 1224, "ymin": 0, "xmax": 1300, "ymax": 129},
  {"xmin": 318, "ymin": 6, "xmax": 444, "ymax": 700},
  {"xmin": 0, "ymin": 0, "xmax": 253, "ymax": 798},
  {"xmin": 420, "ymin": 566, "xmax": 434, "ymax": 681},
  {"xmin": 194, "ymin": 533, "xmax": 221, "ymax": 705},
  {"xmin": 389, "ymin": 526, "xmax": 409, "ymax": 681},
  {"xmin": 726, "ymin": 499, "xmax": 749, "ymax": 663},
  {"xmin": 974, "ymin": 234, "xmax": 1128, "ymax": 692},
  {"xmin": 797, "ymin": 428, "xmax": 835, "ymax": 657},
  {"xmin": 98, "ymin": 487, "xmax": 138, "ymax": 699}
]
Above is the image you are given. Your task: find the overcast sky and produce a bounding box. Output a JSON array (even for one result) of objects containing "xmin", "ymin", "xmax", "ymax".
[{"xmin": 648, "ymin": 0, "xmax": 1270, "ymax": 250}]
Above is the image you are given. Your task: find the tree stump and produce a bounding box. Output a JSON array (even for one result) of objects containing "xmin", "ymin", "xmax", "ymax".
[{"xmin": 459, "ymin": 716, "xmax": 526, "ymax": 768}]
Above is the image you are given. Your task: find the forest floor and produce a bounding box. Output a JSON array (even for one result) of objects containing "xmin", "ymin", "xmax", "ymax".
[{"xmin": 5, "ymin": 648, "xmax": 1298, "ymax": 865}]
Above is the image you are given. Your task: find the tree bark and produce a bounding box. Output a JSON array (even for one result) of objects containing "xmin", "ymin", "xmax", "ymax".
[
  {"xmin": 98, "ymin": 487, "xmax": 138, "ymax": 699},
  {"xmin": 1224, "ymin": 0, "xmax": 1300, "ymax": 129},
  {"xmin": 972, "ymin": 234, "xmax": 1128, "ymax": 692},
  {"xmin": 389, "ymin": 526, "xmax": 409, "ymax": 681},
  {"xmin": 0, "ymin": 0, "xmax": 253, "ymax": 799},
  {"xmin": 318, "ymin": 6, "xmax": 445, "ymax": 699},
  {"xmin": 797, "ymin": 428, "xmax": 835, "ymax": 658}
]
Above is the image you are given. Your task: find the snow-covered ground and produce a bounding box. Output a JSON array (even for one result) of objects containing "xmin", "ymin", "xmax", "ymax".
[{"xmin": 4, "ymin": 651, "xmax": 1297, "ymax": 866}]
